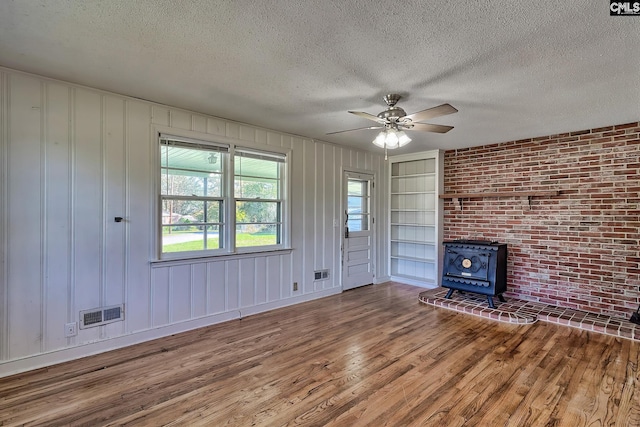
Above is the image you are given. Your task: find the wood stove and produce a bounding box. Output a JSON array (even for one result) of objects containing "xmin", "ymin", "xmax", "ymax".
[{"xmin": 441, "ymin": 240, "xmax": 508, "ymax": 308}]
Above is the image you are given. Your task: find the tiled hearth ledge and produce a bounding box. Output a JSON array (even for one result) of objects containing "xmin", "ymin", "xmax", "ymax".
[{"xmin": 419, "ymin": 288, "xmax": 640, "ymax": 341}]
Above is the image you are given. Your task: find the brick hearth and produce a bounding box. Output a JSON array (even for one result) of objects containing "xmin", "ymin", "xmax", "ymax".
[{"xmin": 419, "ymin": 288, "xmax": 639, "ymax": 341}]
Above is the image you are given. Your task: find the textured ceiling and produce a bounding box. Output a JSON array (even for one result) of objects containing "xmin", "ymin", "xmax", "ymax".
[{"xmin": 1, "ymin": 0, "xmax": 639, "ymax": 154}]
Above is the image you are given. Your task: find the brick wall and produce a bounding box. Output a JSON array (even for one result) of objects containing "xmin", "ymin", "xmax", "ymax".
[{"xmin": 443, "ymin": 122, "xmax": 640, "ymax": 316}]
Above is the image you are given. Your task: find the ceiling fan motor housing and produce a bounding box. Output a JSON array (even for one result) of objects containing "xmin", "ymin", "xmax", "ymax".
[{"xmin": 377, "ymin": 106, "xmax": 408, "ymax": 122}]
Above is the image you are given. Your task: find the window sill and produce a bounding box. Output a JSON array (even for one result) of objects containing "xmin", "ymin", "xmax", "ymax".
[{"xmin": 150, "ymin": 248, "xmax": 293, "ymax": 268}]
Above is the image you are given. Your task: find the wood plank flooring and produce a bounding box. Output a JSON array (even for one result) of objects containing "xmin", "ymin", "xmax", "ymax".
[{"xmin": 1, "ymin": 282, "xmax": 639, "ymax": 426}]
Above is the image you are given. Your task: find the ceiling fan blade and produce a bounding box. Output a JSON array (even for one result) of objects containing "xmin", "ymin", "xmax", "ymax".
[
  {"xmin": 405, "ymin": 122, "xmax": 454, "ymax": 133},
  {"xmin": 348, "ymin": 111, "xmax": 387, "ymax": 124},
  {"xmin": 403, "ymin": 103, "xmax": 458, "ymax": 123},
  {"xmin": 326, "ymin": 125, "xmax": 383, "ymax": 135}
]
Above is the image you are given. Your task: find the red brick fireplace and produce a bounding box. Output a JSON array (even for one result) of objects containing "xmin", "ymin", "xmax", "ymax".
[{"xmin": 442, "ymin": 122, "xmax": 639, "ymax": 316}]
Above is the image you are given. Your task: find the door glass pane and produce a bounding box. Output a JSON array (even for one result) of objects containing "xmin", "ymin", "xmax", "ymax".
[{"xmin": 347, "ymin": 179, "xmax": 370, "ymax": 231}]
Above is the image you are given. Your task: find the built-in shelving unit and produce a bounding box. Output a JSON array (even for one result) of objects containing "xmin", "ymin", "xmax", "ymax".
[{"xmin": 388, "ymin": 150, "xmax": 442, "ymax": 288}]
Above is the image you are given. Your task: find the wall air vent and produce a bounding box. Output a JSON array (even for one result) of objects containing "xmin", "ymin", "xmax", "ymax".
[
  {"xmin": 79, "ymin": 304, "xmax": 125, "ymax": 329},
  {"xmin": 314, "ymin": 269, "xmax": 329, "ymax": 281}
]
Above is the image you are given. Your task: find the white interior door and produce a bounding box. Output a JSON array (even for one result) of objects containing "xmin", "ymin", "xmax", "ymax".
[{"xmin": 342, "ymin": 172, "xmax": 375, "ymax": 290}]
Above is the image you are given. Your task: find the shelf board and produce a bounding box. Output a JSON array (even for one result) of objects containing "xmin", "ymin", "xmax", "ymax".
[
  {"xmin": 391, "ymin": 209, "xmax": 436, "ymax": 212},
  {"xmin": 391, "ymin": 172, "xmax": 436, "ymax": 178},
  {"xmin": 439, "ymin": 190, "xmax": 560, "ymax": 211},
  {"xmin": 390, "ymin": 239, "xmax": 436, "ymax": 244},
  {"xmin": 390, "ymin": 273, "xmax": 437, "ymax": 284},
  {"xmin": 391, "ymin": 223, "xmax": 435, "ymax": 227},
  {"xmin": 390, "ymin": 255, "xmax": 436, "ymax": 263},
  {"xmin": 439, "ymin": 190, "xmax": 560, "ymax": 199},
  {"xmin": 391, "ymin": 191, "xmax": 436, "ymax": 195}
]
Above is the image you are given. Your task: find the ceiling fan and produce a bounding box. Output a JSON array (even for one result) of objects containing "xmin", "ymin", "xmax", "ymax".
[{"xmin": 327, "ymin": 94, "xmax": 457, "ymax": 155}]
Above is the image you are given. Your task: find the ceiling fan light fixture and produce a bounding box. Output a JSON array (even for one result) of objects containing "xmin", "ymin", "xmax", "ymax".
[
  {"xmin": 373, "ymin": 131, "xmax": 387, "ymax": 148},
  {"xmin": 372, "ymin": 128, "xmax": 410, "ymax": 150},
  {"xmin": 385, "ymin": 130, "xmax": 399, "ymax": 148},
  {"xmin": 397, "ymin": 131, "xmax": 411, "ymax": 147}
]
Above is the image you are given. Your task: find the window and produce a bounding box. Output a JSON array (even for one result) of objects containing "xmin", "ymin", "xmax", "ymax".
[
  {"xmin": 235, "ymin": 150, "xmax": 285, "ymax": 248},
  {"xmin": 159, "ymin": 134, "xmax": 287, "ymax": 258}
]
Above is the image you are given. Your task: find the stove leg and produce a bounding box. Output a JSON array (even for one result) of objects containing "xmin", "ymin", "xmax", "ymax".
[
  {"xmin": 487, "ymin": 296, "xmax": 496, "ymax": 309},
  {"xmin": 498, "ymin": 294, "xmax": 506, "ymax": 302},
  {"xmin": 445, "ymin": 289, "xmax": 454, "ymax": 299}
]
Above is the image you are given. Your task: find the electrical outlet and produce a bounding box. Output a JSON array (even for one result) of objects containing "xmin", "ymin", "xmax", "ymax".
[
  {"xmin": 64, "ymin": 322, "xmax": 77, "ymax": 337},
  {"xmin": 293, "ymin": 282, "xmax": 298, "ymax": 291}
]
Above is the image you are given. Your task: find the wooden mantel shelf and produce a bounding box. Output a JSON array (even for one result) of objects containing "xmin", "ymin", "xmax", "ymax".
[{"xmin": 439, "ymin": 190, "xmax": 560, "ymax": 211}]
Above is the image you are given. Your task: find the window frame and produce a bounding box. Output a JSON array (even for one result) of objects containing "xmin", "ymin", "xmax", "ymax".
[{"xmin": 155, "ymin": 129, "xmax": 290, "ymax": 261}]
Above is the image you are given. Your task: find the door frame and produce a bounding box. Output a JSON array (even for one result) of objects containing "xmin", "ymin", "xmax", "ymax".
[{"xmin": 341, "ymin": 168, "xmax": 377, "ymax": 290}]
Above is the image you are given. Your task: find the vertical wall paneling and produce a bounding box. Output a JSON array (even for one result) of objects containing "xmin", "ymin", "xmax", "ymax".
[
  {"xmin": 289, "ymin": 137, "xmax": 304, "ymax": 296},
  {"xmin": 377, "ymin": 155, "xmax": 390, "ymax": 282},
  {"xmin": 208, "ymin": 261, "xmax": 226, "ymax": 314},
  {"xmin": 169, "ymin": 110, "xmax": 191, "ymax": 130},
  {"xmin": 7, "ymin": 74, "xmax": 43, "ymax": 358},
  {"xmin": 151, "ymin": 266, "xmax": 170, "ymax": 327},
  {"xmin": 313, "ymin": 143, "xmax": 323, "ymax": 292},
  {"xmin": 255, "ymin": 256, "xmax": 267, "ymax": 305},
  {"xmin": 125, "ymin": 100, "xmax": 152, "ymax": 333},
  {"xmin": 239, "ymin": 124, "xmax": 255, "ymax": 142},
  {"xmin": 206, "ymin": 117, "xmax": 225, "ymax": 136},
  {"xmin": 239, "ymin": 258, "xmax": 256, "ymax": 308},
  {"xmin": 0, "ymin": 67, "xmax": 388, "ymax": 374},
  {"xmin": 266, "ymin": 255, "xmax": 280, "ymax": 302},
  {"xmin": 226, "ymin": 122, "xmax": 240, "ymax": 139},
  {"xmin": 226, "ymin": 259, "xmax": 239, "ymax": 311},
  {"xmin": 39, "ymin": 81, "xmax": 46, "ymax": 352},
  {"xmin": 281, "ymin": 252, "xmax": 292, "ymax": 300},
  {"xmin": 170, "ymin": 264, "xmax": 191, "ymax": 323},
  {"xmin": 151, "ymin": 106, "xmax": 170, "ymax": 127},
  {"xmin": 104, "ymin": 96, "xmax": 126, "ymax": 338},
  {"xmin": 44, "ymin": 83, "xmax": 72, "ymax": 351},
  {"xmin": 191, "ymin": 263, "xmax": 207, "ymax": 318},
  {"xmin": 323, "ymin": 144, "xmax": 334, "ymax": 289},
  {"xmin": 73, "ymin": 89, "xmax": 103, "ymax": 343},
  {"xmin": 302, "ymin": 139, "xmax": 315, "ymax": 293},
  {"xmin": 254, "ymin": 129, "xmax": 267, "ymax": 145},
  {"xmin": 0, "ymin": 71, "xmax": 6, "ymax": 360},
  {"xmin": 192, "ymin": 115, "xmax": 207, "ymax": 134}
]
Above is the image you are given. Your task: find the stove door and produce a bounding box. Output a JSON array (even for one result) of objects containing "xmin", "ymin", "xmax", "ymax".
[{"xmin": 443, "ymin": 247, "xmax": 491, "ymax": 281}]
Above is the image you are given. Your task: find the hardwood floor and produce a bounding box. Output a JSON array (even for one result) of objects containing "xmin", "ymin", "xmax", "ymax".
[{"xmin": 1, "ymin": 282, "xmax": 639, "ymax": 426}]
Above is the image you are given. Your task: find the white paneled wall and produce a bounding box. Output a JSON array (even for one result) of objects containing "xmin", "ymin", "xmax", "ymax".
[{"xmin": 0, "ymin": 68, "xmax": 389, "ymax": 375}]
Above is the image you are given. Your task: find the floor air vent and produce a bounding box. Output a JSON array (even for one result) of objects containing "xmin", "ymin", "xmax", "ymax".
[{"xmin": 79, "ymin": 304, "xmax": 125, "ymax": 329}]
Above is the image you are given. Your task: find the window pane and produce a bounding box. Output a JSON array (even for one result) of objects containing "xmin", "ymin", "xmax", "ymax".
[
  {"xmin": 161, "ymin": 142, "xmax": 224, "ymax": 197},
  {"xmin": 162, "ymin": 199, "xmax": 222, "ymax": 224},
  {"xmin": 348, "ymin": 180, "xmax": 366, "ymax": 196},
  {"xmin": 347, "ymin": 214, "xmax": 369, "ymax": 232},
  {"xmin": 236, "ymin": 224, "xmax": 280, "ymax": 247},
  {"xmin": 236, "ymin": 201, "xmax": 279, "ymax": 223},
  {"xmin": 235, "ymin": 155, "xmax": 279, "ymax": 179},
  {"xmin": 234, "ymin": 177, "xmax": 279, "ymax": 199},
  {"xmin": 205, "ymin": 201, "xmax": 221, "ymax": 223},
  {"xmin": 161, "ymin": 144, "xmax": 222, "ymax": 173},
  {"xmin": 162, "ymin": 225, "xmax": 221, "ymax": 252},
  {"xmin": 347, "ymin": 196, "xmax": 369, "ymax": 215},
  {"xmin": 161, "ymin": 172, "xmax": 222, "ymax": 197}
]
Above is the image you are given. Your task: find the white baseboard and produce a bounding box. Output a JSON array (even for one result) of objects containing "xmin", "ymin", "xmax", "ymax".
[{"xmin": 0, "ymin": 287, "xmax": 342, "ymax": 378}]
